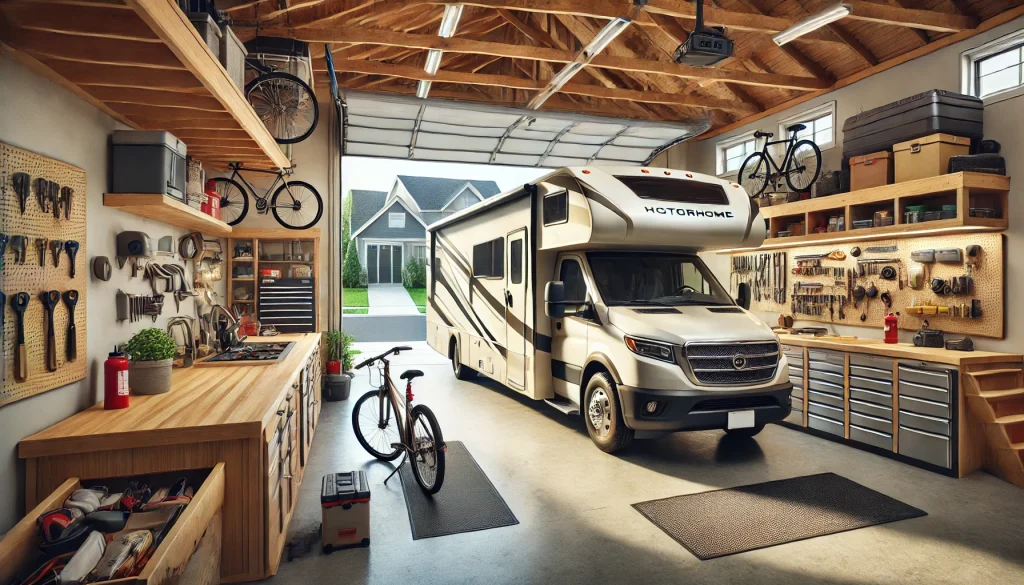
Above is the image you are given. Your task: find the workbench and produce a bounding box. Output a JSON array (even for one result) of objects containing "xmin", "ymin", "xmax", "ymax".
[
  {"xmin": 18, "ymin": 333, "xmax": 323, "ymax": 583},
  {"xmin": 778, "ymin": 334, "xmax": 1021, "ymax": 478}
]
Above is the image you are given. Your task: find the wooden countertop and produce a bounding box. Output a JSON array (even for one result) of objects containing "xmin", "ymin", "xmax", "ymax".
[
  {"xmin": 778, "ymin": 333, "xmax": 1022, "ymax": 366},
  {"xmin": 19, "ymin": 334, "xmax": 319, "ymax": 458}
]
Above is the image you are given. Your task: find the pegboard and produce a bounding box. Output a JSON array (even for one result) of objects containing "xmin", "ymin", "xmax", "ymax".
[
  {"xmin": 1, "ymin": 142, "xmax": 88, "ymax": 407},
  {"xmin": 728, "ymin": 232, "xmax": 1004, "ymax": 338}
]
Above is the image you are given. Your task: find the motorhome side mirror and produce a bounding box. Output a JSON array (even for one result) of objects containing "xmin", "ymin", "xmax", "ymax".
[
  {"xmin": 737, "ymin": 282, "xmax": 751, "ymax": 311},
  {"xmin": 545, "ymin": 281, "xmax": 566, "ymax": 318}
]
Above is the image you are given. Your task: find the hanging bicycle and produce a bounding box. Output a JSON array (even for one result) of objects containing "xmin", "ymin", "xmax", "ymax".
[
  {"xmin": 737, "ymin": 123, "xmax": 822, "ymax": 197},
  {"xmin": 245, "ymin": 44, "xmax": 319, "ymax": 145},
  {"xmin": 211, "ymin": 163, "xmax": 323, "ymax": 230}
]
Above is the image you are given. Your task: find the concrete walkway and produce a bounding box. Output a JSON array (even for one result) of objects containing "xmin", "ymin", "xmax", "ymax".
[{"xmin": 367, "ymin": 284, "xmax": 419, "ymax": 315}]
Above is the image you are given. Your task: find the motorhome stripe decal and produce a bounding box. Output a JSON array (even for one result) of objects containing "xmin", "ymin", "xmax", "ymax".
[
  {"xmin": 552, "ymin": 360, "xmax": 582, "ymax": 385},
  {"xmin": 437, "ymin": 235, "xmax": 505, "ymax": 318},
  {"xmin": 534, "ymin": 333, "xmax": 552, "ymax": 353},
  {"xmin": 435, "ymin": 268, "xmax": 507, "ymax": 358},
  {"xmin": 429, "ymin": 297, "xmax": 452, "ymax": 326}
]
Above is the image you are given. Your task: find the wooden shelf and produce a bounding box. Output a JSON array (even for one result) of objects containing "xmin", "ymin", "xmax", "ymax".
[
  {"xmin": 103, "ymin": 193, "xmax": 232, "ymax": 236},
  {"xmin": 0, "ymin": 0, "xmax": 289, "ymax": 170},
  {"xmin": 723, "ymin": 172, "xmax": 1009, "ymax": 252},
  {"xmin": 232, "ymin": 278, "xmax": 254, "ymax": 281}
]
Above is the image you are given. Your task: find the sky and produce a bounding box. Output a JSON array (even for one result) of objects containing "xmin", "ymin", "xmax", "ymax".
[{"xmin": 341, "ymin": 156, "xmax": 550, "ymax": 194}]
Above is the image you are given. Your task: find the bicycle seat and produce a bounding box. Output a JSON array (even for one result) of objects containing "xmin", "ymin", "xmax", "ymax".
[
  {"xmin": 787, "ymin": 123, "xmax": 807, "ymax": 133},
  {"xmin": 753, "ymin": 130, "xmax": 773, "ymax": 139},
  {"xmin": 400, "ymin": 369, "xmax": 424, "ymax": 380}
]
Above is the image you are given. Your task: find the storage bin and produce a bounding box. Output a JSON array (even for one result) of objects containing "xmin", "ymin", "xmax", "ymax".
[
  {"xmin": 321, "ymin": 471, "xmax": 371, "ymax": 550},
  {"xmin": 110, "ymin": 131, "xmax": 188, "ymax": 202},
  {"xmin": 220, "ymin": 24, "xmax": 248, "ymax": 91},
  {"xmin": 849, "ymin": 151, "xmax": 892, "ymax": 191},
  {"xmin": 893, "ymin": 133, "xmax": 970, "ymax": 183},
  {"xmin": 0, "ymin": 465, "xmax": 224, "ymax": 585},
  {"xmin": 188, "ymin": 12, "xmax": 221, "ymax": 61}
]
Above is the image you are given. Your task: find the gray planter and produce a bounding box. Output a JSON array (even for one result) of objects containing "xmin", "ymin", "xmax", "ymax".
[
  {"xmin": 129, "ymin": 359, "xmax": 174, "ymax": 395},
  {"xmin": 324, "ymin": 373, "xmax": 352, "ymax": 402}
]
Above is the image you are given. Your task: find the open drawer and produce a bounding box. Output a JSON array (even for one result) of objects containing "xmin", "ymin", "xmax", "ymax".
[{"xmin": 0, "ymin": 464, "xmax": 225, "ymax": 585}]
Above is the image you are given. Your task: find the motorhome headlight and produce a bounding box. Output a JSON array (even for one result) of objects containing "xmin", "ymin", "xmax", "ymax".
[{"xmin": 624, "ymin": 336, "xmax": 675, "ymax": 363}]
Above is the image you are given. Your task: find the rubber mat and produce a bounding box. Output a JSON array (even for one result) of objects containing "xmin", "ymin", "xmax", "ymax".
[
  {"xmin": 399, "ymin": 441, "xmax": 518, "ymax": 539},
  {"xmin": 632, "ymin": 472, "xmax": 926, "ymax": 560}
]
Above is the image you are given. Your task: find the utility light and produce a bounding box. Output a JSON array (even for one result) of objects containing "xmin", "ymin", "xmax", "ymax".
[
  {"xmin": 773, "ymin": 3, "xmax": 852, "ymax": 46},
  {"xmin": 417, "ymin": 4, "xmax": 464, "ymax": 100},
  {"xmin": 416, "ymin": 80, "xmax": 432, "ymax": 99},
  {"xmin": 424, "ymin": 49, "xmax": 443, "ymax": 76},
  {"xmin": 584, "ymin": 17, "xmax": 631, "ymax": 58},
  {"xmin": 438, "ymin": 4, "xmax": 464, "ymax": 38}
]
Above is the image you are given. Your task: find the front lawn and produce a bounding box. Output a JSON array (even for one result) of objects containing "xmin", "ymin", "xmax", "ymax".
[
  {"xmin": 405, "ymin": 287, "xmax": 426, "ymax": 314},
  {"xmin": 343, "ymin": 288, "xmax": 369, "ymax": 314}
]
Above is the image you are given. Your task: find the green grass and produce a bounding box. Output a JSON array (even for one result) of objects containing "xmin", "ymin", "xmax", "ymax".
[
  {"xmin": 343, "ymin": 308, "xmax": 368, "ymax": 315},
  {"xmin": 405, "ymin": 287, "xmax": 427, "ymax": 314},
  {"xmin": 343, "ymin": 288, "xmax": 369, "ymax": 309}
]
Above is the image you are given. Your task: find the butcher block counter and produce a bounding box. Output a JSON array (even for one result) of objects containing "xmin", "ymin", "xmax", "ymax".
[{"xmin": 18, "ymin": 333, "xmax": 324, "ymax": 583}]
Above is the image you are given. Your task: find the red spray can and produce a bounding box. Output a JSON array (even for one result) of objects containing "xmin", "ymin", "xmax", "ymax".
[
  {"xmin": 884, "ymin": 313, "xmax": 899, "ymax": 344},
  {"xmin": 104, "ymin": 346, "xmax": 130, "ymax": 409}
]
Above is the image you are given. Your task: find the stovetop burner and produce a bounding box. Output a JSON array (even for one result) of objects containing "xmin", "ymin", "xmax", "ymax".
[{"xmin": 205, "ymin": 342, "xmax": 296, "ymax": 363}]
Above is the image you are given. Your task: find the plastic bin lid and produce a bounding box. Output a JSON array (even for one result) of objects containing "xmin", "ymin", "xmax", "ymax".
[
  {"xmin": 111, "ymin": 130, "xmax": 187, "ymax": 156},
  {"xmin": 893, "ymin": 133, "xmax": 971, "ymax": 151},
  {"xmin": 321, "ymin": 471, "xmax": 370, "ymax": 504}
]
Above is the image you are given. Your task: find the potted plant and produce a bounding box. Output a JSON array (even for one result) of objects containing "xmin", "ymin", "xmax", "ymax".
[
  {"xmin": 325, "ymin": 330, "xmax": 343, "ymax": 375},
  {"xmin": 325, "ymin": 332, "xmax": 359, "ymax": 401},
  {"xmin": 123, "ymin": 328, "xmax": 177, "ymax": 395}
]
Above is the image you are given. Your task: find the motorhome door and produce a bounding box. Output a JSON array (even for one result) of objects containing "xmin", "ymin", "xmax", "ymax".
[{"xmin": 505, "ymin": 228, "xmax": 527, "ymax": 390}]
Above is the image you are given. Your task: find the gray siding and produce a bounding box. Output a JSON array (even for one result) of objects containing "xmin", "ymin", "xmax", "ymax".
[{"xmin": 358, "ymin": 202, "xmax": 427, "ymax": 240}]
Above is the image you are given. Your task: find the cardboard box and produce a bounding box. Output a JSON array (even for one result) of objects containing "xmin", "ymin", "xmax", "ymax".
[
  {"xmin": 893, "ymin": 133, "xmax": 971, "ymax": 183},
  {"xmin": 849, "ymin": 151, "xmax": 893, "ymax": 192}
]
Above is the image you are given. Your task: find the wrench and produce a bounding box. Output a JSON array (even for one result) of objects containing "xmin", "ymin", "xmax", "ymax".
[{"xmin": 40, "ymin": 290, "xmax": 60, "ymax": 372}]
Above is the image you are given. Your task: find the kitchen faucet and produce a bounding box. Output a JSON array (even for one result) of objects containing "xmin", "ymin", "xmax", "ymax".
[{"xmin": 208, "ymin": 304, "xmax": 244, "ymax": 352}]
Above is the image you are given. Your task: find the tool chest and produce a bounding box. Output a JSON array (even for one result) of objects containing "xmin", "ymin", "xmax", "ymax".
[
  {"xmin": 109, "ymin": 130, "xmax": 188, "ymax": 202},
  {"xmin": 321, "ymin": 471, "xmax": 371, "ymax": 551},
  {"xmin": 258, "ymin": 277, "xmax": 317, "ymax": 333}
]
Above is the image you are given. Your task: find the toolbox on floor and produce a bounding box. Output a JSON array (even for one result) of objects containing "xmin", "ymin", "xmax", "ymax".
[
  {"xmin": 842, "ymin": 90, "xmax": 983, "ymax": 159},
  {"xmin": 321, "ymin": 471, "xmax": 370, "ymax": 551},
  {"xmin": 110, "ymin": 130, "xmax": 188, "ymax": 202},
  {"xmin": 894, "ymin": 133, "xmax": 971, "ymax": 183},
  {"xmin": 849, "ymin": 151, "xmax": 892, "ymax": 191}
]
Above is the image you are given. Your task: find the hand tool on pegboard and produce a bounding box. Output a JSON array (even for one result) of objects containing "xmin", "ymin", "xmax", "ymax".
[
  {"xmin": 35, "ymin": 238, "xmax": 47, "ymax": 267},
  {"xmin": 49, "ymin": 182, "xmax": 61, "ymax": 221},
  {"xmin": 0, "ymin": 292, "xmax": 5, "ymax": 382},
  {"xmin": 40, "ymin": 290, "xmax": 60, "ymax": 373},
  {"xmin": 62, "ymin": 291, "xmax": 79, "ymax": 362},
  {"xmin": 0, "ymin": 233, "xmax": 7, "ymax": 271},
  {"xmin": 11, "ymin": 292, "xmax": 29, "ymax": 382},
  {"xmin": 12, "ymin": 173, "xmax": 29, "ymax": 214},
  {"xmin": 61, "ymin": 186, "xmax": 74, "ymax": 220},
  {"xmin": 10, "ymin": 235, "xmax": 26, "ymax": 265},
  {"xmin": 65, "ymin": 240, "xmax": 80, "ymax": 278},
  {"xmin": 50, "ymin": 240, "xmax": 64, "ymax": 268},
  {"xmin": 34, "ymin": 178, "xmax": 50, "ymax": 213}
]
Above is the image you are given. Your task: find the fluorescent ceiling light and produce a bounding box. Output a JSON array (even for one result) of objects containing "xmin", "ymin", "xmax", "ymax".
[
  {"xmin": 424, "ymin": 49, "xmax": 443, "ymax": 75},
  {"xmin": 529, "ymin": 17, "xmax": 632, "ymax": 110},
  {"xmin": 438, "ymin": 5, "xmax": 464, "ymax": 38},
  {"xmin": 585, "ymin": 17, "xmax": 631, "ymax": 57},
  {"xmin": 773, "ymin": 3, "xmax": 851, "ymax": 46},
  {"xmin": 418, "ymin": 4, "xmax": 464, "ymax": 100},
  {"xmin": 417, "ymin": 80, "xmax": 432, "ymax": 99}
]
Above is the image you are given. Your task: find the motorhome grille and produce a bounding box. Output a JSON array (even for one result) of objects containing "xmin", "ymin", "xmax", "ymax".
[
  {"xmin": 685, "ymin": 342, "xmax": 779, "ymax": 385},
  {"xmin": 690, "ymin": 395, "xmax": 779, "ymax": 412},
  {"xmin": 633, "ymin": 308, "xmax": 680, "ymax": 314},
  {"xmin": 707, "ymin": 307, "xmax": 744, "ymax": 314}
]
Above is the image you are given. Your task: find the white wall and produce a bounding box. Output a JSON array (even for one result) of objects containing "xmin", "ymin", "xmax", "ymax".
[{"xmin": 665, "ymin": 17, "xmax": 1024, "ymax": 352}]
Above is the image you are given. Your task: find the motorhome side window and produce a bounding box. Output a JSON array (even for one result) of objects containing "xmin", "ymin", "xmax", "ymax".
[
  {"xmin": 510, "ymin": 239, "xmax": 523, "ymax": 284},
  {"xmin": 472, "ymin": 237, "xmax": 504, "ymax": 278},
  {"xmin": 543, "ymin": 190, "xmax": 569, "ymax": 226},
  {"xmin": 559, "ymin": 259, "xmax": 587, "ymax": 303}
]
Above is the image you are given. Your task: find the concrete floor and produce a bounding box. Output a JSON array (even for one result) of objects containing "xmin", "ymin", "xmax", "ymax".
[
  {"xmin": 270, "ymin": 342, "xmax": 1024, "ymax": 585},
  {"xmin": 367, "ymin": 285, "xmax": 420, "ymax": 315}
]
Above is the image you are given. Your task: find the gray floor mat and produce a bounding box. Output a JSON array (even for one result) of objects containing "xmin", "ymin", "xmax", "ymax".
[
  {"xmin": 399, "ymin": 441, "xmax": 518, "ymax": 539},
  {"xmin": 633, "ymin": 472, "xmax": 926, "ymax": 560}
]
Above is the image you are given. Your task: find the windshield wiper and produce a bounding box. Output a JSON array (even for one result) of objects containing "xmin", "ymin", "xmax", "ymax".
[{"xmin": 621, "ymin": 298, "xmax": 675, "ymax": 307}]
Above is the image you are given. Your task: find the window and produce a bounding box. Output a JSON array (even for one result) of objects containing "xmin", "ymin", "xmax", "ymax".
[
  {"xmin": 543, "ymin": 190, "xmax": 569, "ymax": 225},
  {"xmin": 614, "ymin": 176, "xmax": 728, "ymax": 205},
  {"xmin": 559, "ymin": 259, "xmax": 587, "ymax": 303},
  {"xmin": 779, "ymin": 102, "xmax": 835, "ymax": 150},
  {"xmin": 388, "ymin": 212, "xmax": 406, "ymax": 228},
  {"xmin": 962, "ymin": 30, "xmax": 1024, "ymax": 102},
  {"xmin": 472, "ymin": 237, "xmax": 504, "ymax": 278},
  {"xmin": 412, "ymin": 245, "xmax": 427, "ymax": 262},
  {"xmin": 716, "ymin": 133, "xmax": 756, "ymax": 176},
  {"xmin": 587, "ymin": 252, "xmax": 732, "ymax": 306},
  {"xmin": 510, "ymin": 239, "xmax": 523, "ymax": 284}
]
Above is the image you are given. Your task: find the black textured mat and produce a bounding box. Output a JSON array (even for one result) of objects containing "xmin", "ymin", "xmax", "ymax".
[
  {"xmin": 399, "ymin": 441, "xmax": 518, "ymax": 539},
  {"xmin": 632, "ymin": 472, "xmax": 926, "ymax": 560}
]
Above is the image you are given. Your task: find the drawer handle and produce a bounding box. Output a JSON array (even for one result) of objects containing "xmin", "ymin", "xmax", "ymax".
[
  {"xmin": 899, "ymin": 424, "xmax": 948, "ymax": 440},
  {"xmin": 852, "ymin": 424, "xmax": 891, "ymax": 438}
]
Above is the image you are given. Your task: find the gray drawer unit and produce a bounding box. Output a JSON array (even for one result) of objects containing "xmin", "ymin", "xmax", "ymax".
[
  {"xmin": 808, "ymin": 378, "xmax": 843, "ymax": 397},
  {"xmin": 849, "ymin": 353, "xmax": 894, "ymax": 372},
  {"xmin": 849, "ymin": 375, "xmax": 893, "ymax": 395},
  {"xmin": 898, "ymin": 363, "xmax": 955, "ymax": 391},
  {"xmin": 899, "ymin": 410, "xmax": 951, "ymax": 436},
  {"xmin": 792, "ymin": 397, "xmax": 804, "ymax": 412},
  {"xmin": 808, "ymin": 369, "xmax": 844, "ymax": 386},
  {"xmin": 782, "ymin": 345, "xmax": 804, "ymax": 369},
  {"xmin": 807, "ymin": 359, "xmax": 844, "ymax": 376},
  {"xmin": 899, "ymin": 380, "xmax": 951, "ymax": 405},
  {"xmin": 808, "ymin": 349, "xmax": 845, "ymax": 366},
  {"xmin": 851, "ymin": 424, "xmax": 893, "ymax": 451},
  {"xmin": 899, "ymin": 426, "xmax": 951, "ymax": 468},
  {"xmin": 850, "ymin": 411, "xmax": 892, "ymax": 434},
  {"xmin": 849, "ymin": 398, "xmax": 893, "ymax": 420},
  {"xmin": 807, "ymin": 389, "xmax": 844, "ymax": 409},
  {"xmin": 808, "ymin": 412, "xmax": 845, "ymax": 437},
  {"xmin": 849, "ymin": 364, "xmax": 893, "ymax": 382},
  {"xmin": 899, "ymin": 395, "xmax": 950, "ymax": 419},
  {"xmin": 850, "ymin": 387, "xmax": 893, "ymax": 409},
  {"xmin": 791, "ymin": 384, "xmax": 803, "ymax": 399},
  {"xmin": 790, "ymin": 372, "xmax": 804, "ymax": 389},
  {"xmin": 807, "ymin": 401, "xmax": 844, "ymax": 422}
]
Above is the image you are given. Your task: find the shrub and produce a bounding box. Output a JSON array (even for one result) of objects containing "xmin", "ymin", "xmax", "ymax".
[
  {"xmin": 359, "ymin": 268, "xmax": 369, "ymax": 288},
  {"xmin": 123, "ymin": 328, "xmax": 177, "ymax": 362},
  {"xmin": 402, "ymin": 257, "xmax": 427, "ymax": 288},
  {"xmin": 341, "ymin": 332, "xmax": 360, "ymax": 372},
  {"xmin": 343, "ymin": 249, "xmax": 365, "ymax": 288}
]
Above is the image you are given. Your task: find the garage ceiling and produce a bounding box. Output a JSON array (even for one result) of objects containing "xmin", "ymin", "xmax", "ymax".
[{"xmin": 226, "ymin": 0, "xmax": 1019, "ymax": 146}]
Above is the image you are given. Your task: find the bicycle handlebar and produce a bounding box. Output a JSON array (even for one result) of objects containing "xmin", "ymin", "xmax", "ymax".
[{"xmin": 354, "ymin": 345, "xmax": 413, "ymax": 370}]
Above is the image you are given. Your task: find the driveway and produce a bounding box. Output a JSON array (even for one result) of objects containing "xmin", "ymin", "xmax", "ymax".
[{"xmin": 367, "ymin": 284, "xmax": 419, "ymax": 315}]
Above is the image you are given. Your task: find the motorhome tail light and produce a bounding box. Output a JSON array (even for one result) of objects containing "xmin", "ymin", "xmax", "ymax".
[{"xmin": 624, "ymin": 336, "xmax": 675, "ymax": 363}]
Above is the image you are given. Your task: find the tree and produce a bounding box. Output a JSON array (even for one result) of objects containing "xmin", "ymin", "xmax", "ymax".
[
  {"xmin": 341, "ymin": 190, "xmax": 354, "ymax": 259},
  {"xmin": 343, "ymin": 247, "xmax": 364, "ymax": 288}
]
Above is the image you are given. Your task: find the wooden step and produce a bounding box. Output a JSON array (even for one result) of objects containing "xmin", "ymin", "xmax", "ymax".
[
  {"xmin": 995, "ymin": 413, "xmax": 1024, "ymax": 425},
  {"xmin": 971, "ymin": 368, "xmax": 1024, "ymax": 377},
  {"xmin": 1010, "ymin": 442, "xmax": 1024, "ymax": 451},
  {"xmin": 980, "ymin": 388, "xmax": 1024, "ymax": 401}
]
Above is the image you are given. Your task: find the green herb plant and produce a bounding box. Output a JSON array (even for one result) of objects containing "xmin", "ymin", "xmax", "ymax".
[
  {"xmin": 123, "ymin": 328, "xmax": 178, "ymax": 362},
  {"xmin": 341, "ymin": 332, "xmax": 360, "ymax": 372}
]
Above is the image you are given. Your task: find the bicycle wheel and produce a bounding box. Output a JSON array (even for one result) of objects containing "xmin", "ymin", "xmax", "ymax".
[
  {"xmin": 785, "ymin": 140, "xmax": 822, "ymax": 192},
  {"xmin": 271, "ymin": 180, "xmax": 323, "ymax": 230},
  {"xmin": 245, "ymin": 72, "xmax": 319, "ymax": 144},
  {"xmin": 352, "ymin": 390, "xmax": 402, "ymax": 461},
  {"xmin": 410, "ymin": 404, "xmax": 445, "ymax": 495},
  {"xmin": 211, "ymin": 177, "xmax": 249, "ymax": 226},
  {"xmin": 737, "ymin": 152, "xmax": 770, "ymax": 197}
]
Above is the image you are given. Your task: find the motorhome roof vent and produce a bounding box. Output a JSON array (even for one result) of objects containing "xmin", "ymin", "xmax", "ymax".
[
  {"xmin": 707, "ymin": 307, "xmax": 744, "ymax": 314},
  {"xmin": 632, "ymin": 308, "xmax": 680, "ymax": 314}
]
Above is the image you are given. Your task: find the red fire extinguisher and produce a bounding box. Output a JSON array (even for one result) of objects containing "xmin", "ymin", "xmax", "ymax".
[
  {"xmin": 884, "ymin": 312, "xmax": 900, "ymax": 344},
  {"xmin": 202, "ymin": 180, "xmax": 221, "ymax": 220},
  {"xmin": 104, "ymin": 346, "xmax": 130, "ymax": 410}
]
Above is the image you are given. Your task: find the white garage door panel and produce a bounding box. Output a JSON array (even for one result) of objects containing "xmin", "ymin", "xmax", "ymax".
[
  {"xmin": 416, "ymin": 133, "xmax": 500, "ymax": 151},
  {"xmin": 509, "ymin": 128, "xmax": 560, "ymax": 141},
  {"xmin": 612, "ymin": 136, "xmax": 668, "ymax": 148},
  {"xmin": 501, "ymin": 138, "xmax": 549, "ymax": 155},
  {"xmin": 412, "ymin": 148, "xmax": 492, "ymax": 163},
  {"xmin": 550, "ymin": 142, "xmax": 602, "ymax": 158},
  {"xmin": 543, "ymin": 156, "xmax": 591, "ymax": 167},
  {"xmin": 494, "ymin": 153, "xmax": 542, "ymax": 166},
  {"xmin": 348, "ymin": 143, "xmax": 410, "ymax": 158},
  {"xmin": 348, "ymin": 127, "xmax": 412, "ymax": 146},
  {"xmin": 595, "ymin": 145, "xmax": 650, "ymax": 161},
  {"xmin": 419, "ymin": 121, "xmax": 507, "ymax": 137},
  {"xmin": 348, "ymin": 115, "xmax": 416, "ymax": 130}
]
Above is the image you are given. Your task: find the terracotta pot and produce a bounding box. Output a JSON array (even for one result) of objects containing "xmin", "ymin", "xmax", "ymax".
[
  {"xmin": 129, "ymin": 359, "xmax": 173, "ymax": 395},
  {"xmin": 327, "ymin": 360, "xmax": 342, "ymax": 375}
]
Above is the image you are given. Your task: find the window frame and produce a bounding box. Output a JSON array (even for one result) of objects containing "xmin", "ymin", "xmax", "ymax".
[
  {"xmin": 715, "ymin": 131, "xmax": 757, "ymax": 177},
  {"xmin": 510, "ymin": 239, "xmax": 523, "ymax": 284},
  {"xmin": 388, "ymin": 211, "xmax": 406, "ymax": 229},
  {"xmin": 778, "ymin": 101, "xmax": 836, "ymax": 152},
  {"xmin": 472, "ymin": 237, "xmax": 504, "ymax": 279},
  {"xmin": 962, "ymin": 29, "xmax": 1024, "ymax": 104},
  {"xmin": 542, "ymin": 189, "xmax": 569, "ymax": 226}
]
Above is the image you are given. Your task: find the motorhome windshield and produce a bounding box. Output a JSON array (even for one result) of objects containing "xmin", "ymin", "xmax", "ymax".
[
  {"xmin": 614, "ymin": 175, "xmax": 728, "ymax": 205},
  {"xmin": 587, "ymin": 252, "xmax": 733, "ymax": 307}
]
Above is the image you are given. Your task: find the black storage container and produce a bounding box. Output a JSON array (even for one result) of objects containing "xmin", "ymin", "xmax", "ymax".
[
  {"xmin": 812, "ymin": 169, "xmax": 849, "ymax": 197},
  {"xmin": 842, "ymin": 90, "xmax": 983, "ymax": 159},
  {"xmin": 948, "ymin": 153, "xmax": 1006, "ymax": 175},
  {"xmin": 258, "ymin": 277, "xmax": 316, "ymax": 333},
  {"xmin": 110, "ymin": 130, "xmax": 188, "ymax": 201}
]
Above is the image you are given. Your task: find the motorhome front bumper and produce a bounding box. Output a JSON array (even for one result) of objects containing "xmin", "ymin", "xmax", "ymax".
[{"xmin": 618, "ymin": 383, "xmax": 792, "ymax": 432}]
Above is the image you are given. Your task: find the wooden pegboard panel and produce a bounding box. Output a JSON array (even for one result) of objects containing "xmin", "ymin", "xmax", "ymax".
[
  {"xmin": 729, "ymin": 232, "xmax": 1004, "ymax": 338},
  {"xmin": 1, "ymin": 142, "xmax": 87, "ymax": 407}
]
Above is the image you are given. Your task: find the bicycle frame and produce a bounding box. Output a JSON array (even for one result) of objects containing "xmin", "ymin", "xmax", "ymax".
[
  {"xmin": 227, "ymin": 165, "xmax": 301, "ymax": 210},
  {"xmin": 755, "ymin": 135, "xmax": 800, "ymax": 176},
  {"xmin": 371, "ymin": 358, "xmax": 413, "ymax": 448}
]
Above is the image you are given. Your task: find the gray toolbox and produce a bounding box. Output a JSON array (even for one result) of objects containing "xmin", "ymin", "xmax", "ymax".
[
  {"xmin": 848, "ymin": 353, "xmax": 894, "ymax": 451},
  {"xmin": 258, "ymin": 277, "xmax": 317, "ymax": 333},
  {"xmin": 897, "ymin": 361, "xmax": 958, "ymax": 470},
  {"xmin": 806, "ymin": 349, "xmax": 845, "ymax": 437},
  {"xmin": 110, "ymin": 130, "xmax": 188, "ymax": 201},
  {"xmin": 842, "ymin": 90, "xmax": 983, "ymax": 159}
]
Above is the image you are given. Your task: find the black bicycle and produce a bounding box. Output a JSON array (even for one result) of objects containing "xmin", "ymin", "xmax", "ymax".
[
  {"xmin": 211, "ymin": 163, "xmax": 323, "ymax": 229},
  {"xmin": 737, "ymin": 123, "xmax": 822, "ymax": 197},
  {"xmin": 246, "ymin": 57, "xmax": 319, "ymax": 144},
  {"xmin": 352, "ymin": 346, "xmax": 446, "ymax": 495}
]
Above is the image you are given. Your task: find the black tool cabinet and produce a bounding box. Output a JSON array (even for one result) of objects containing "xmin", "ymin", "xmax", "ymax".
[{"xmin": 257, "ymin": 277, "xmax": 317, "ymax": 333}]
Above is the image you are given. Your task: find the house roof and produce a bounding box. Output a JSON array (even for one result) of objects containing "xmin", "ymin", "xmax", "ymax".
[
  {"xmin": 396, "ymin": 176, "xmax": 501, "ymax": 211},
  {"xmin": 350, "ymin": 189, "xmax": 387, "ymax": 235}
]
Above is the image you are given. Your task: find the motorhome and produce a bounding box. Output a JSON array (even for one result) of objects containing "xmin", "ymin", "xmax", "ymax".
[{"xmin": 425, "ymin": 166, "xmax": 792, "ymax": 452}]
